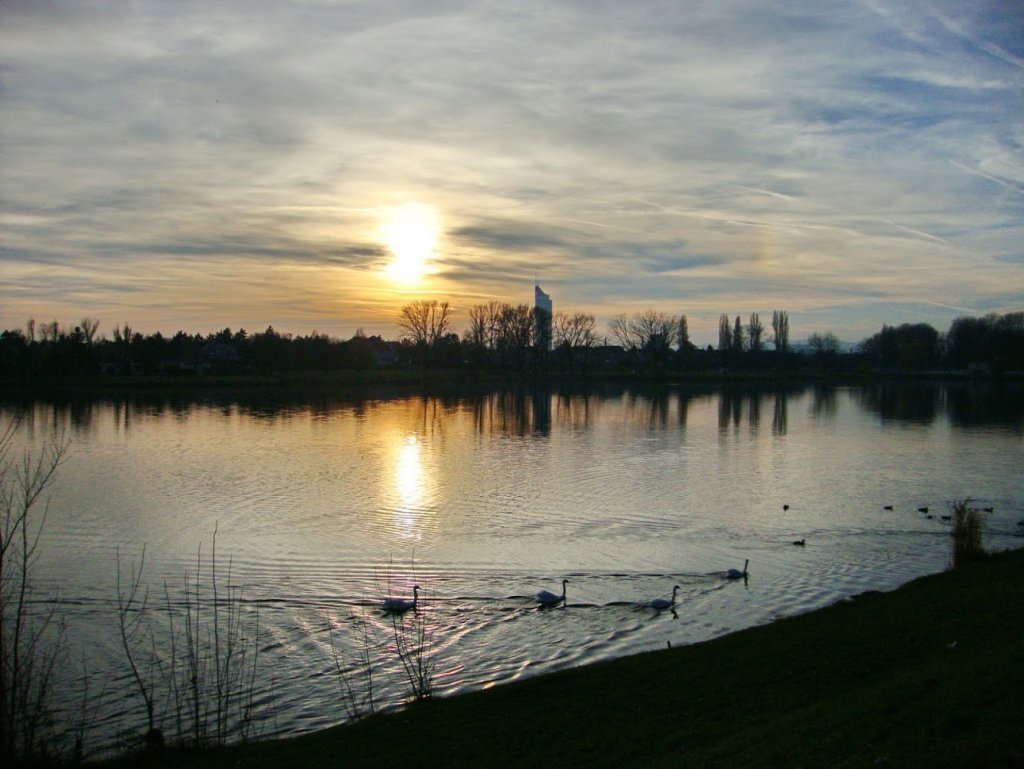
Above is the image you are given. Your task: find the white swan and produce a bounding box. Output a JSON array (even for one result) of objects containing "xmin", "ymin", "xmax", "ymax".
[
  {"xmin": 535, "ymin": 579, "xmax": 568, "ymax": 607},
  {"xmin": 383, "ymin": 584, "xmax": 419, "ymax": 613},
  {"xmin": 648, "ymin": 585, "xmax": 680, "ymax": 611},
  {"xmin": 726, "ymin": 559, "xmax": 749, "ymax": 580}
]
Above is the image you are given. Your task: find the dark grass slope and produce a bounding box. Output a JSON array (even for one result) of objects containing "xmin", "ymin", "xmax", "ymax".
[{"xmin": 104, "ymin": 547, "xmax": 1024, "ymax": 769}]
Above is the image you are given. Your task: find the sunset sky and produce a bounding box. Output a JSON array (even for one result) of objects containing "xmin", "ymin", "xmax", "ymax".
[{"xmin": 2, "ymin": 0, "xmax": 1022, "ymax": 346}]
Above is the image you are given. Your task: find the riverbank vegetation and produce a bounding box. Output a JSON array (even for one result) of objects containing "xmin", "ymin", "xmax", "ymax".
[
  {"xmin": 99, "ymin": 545, "xmax": 1024, "ymax": 769},
  {"xmin": 1, "ymin": 309, "xmax": 1022, "ymax": 386}
]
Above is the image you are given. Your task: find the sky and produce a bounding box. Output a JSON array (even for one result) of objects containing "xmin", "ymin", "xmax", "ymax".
[{"xmin": 2, "ymin": 0, "xmax": 1022, "ymax": 347}]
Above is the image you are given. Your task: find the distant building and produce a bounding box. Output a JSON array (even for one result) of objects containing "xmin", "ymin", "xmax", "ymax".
[{"xmin": 534, "ymin": 283, "xmax": 552, "ymax": 350}]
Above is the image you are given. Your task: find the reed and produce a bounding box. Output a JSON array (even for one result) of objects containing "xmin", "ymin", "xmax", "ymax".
[{"xmin": 951, "ymin": 498, "xmax": 985, "ymax": 567}]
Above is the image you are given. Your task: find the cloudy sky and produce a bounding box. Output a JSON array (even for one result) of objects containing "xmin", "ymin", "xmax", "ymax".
[{"xmin": 2, "ymin": 0, "xmax": 1022, "ymax": 345}]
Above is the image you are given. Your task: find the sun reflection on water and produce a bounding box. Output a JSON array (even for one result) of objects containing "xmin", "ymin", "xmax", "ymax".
[
  {"xmin": 394, "ymin": 434, "xmax": 424, "ymax": 538},
  {"xmin": 397, "ymin": 435, "xmax": 421, "ymax": 507}
]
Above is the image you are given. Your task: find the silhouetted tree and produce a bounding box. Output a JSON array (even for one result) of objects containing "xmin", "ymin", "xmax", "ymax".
[
  {"xmin": 718, "ymin": 314, "xmax": 732, "ymax": 352},
  {"xmin": 39, "ymin": 320, "xmax": 59, "ymax": 344},
  {"xmin": 860, "ymin": 323, "xmax": 939, "ymax": 370},
  {"xmin": 398, "ymin": 300, "xmax": 451, "ymax": 348},
  {"xmin": 79, "ymin": 317, "xmax": 100, "ymax": 344},
  {"xmin": 994, "ymin": 312, "xmax": 1024, "ymax": 371},
  {"xmin": 251, "ymin": 326, "xmax": 292, "ymax": 371},
  {"xmin": 634, "ymin": 310, "xmax": 679, "ymax": 350},
  {"xmin": 608, "ymin": 314, "xmax": 633, "ymax": 351},
  {"xmin": 608, "ymin": 310, "xmax": 678, "ymax": 371},
  {"xmin": 553, "ymin": 312, "xmax": 598, "ymax": 375},
  {"xmin": 434, "ymin": 332, "xmax": 463, "ymax": 368},
  {"xmin": 678, "ymin": 315, "xmax": 692, "ymax": 351},
  {"xmin": 808, "ymin": 331, "xmax": 840, "ymax": 355},
  {"xmin": 772, "ymin": 310, "xmax": 789, "ymax": 353},
  {"xmin": 0, "ymin": 330, "xmax": 29, "ymax": 377},
  {"xmin": 345, "ymin": 329, "xmax": 374, "ymax": 370},
  {"xmin": 748, "ymin": 313, "xmax": 764, "ymax": 352},
  {"xmin": 495, "ymin": 304, "xmax": 534, "ymax": 370},
  {"xmin": 398, "ymin": 300, "xmax": 451, "ymax": 367},
  {"xmin": 946, "ymin": 312, "xmax": 1024, "ymax": 372}
]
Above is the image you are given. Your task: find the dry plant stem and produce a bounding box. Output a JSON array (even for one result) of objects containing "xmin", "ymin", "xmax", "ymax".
[
  {"xmin": 172, "ymin": 530, "xmax": 260, "ymax": 747},
  {"xmin": 184, "ymin": 552, "xmax": 205, "ymax": 745},
  {"xmin": 240, "ymin": 604, "xmax": 260, "ymax": 742},
  {"xmin": 0, "ymin": 418, "xmax": 69, "ymax": 765},
  {"xmin": 328, "ymin": 610, "xmax": 377, "ymax": 723},
  {"xmin": 71, "ymin": 652, "xmax": 109, "ymax": 763},
  {"xmin": 116, "ymin": 545, "xmax": 158, "ymax": 739},
  {"xmin": 116, "ymin": 530, "xmax": 262, "ymax": 750},
  {"xmin": 162, "ymin": 583, "xmax": 182, "ymax": 744},
  {"xmin": 391, "ymin": 610, "xmax": 435, "ymax": 702}
]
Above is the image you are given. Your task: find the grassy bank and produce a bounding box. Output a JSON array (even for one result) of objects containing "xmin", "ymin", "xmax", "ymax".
[{"xmin": 100, "ymin": 547, "xmax": 1024, "ymax": 768}]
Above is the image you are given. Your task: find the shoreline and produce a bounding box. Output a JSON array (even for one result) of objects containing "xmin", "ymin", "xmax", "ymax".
[
  {"xmin": 99, "ymin": 546, "xmax": 1024, "ymax": 769},
  {"xmin": 3, "ymin": 368, "xmax": 1019, "ymax": 399}
]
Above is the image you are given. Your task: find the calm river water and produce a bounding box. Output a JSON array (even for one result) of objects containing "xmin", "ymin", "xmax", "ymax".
[{"xmin": 5, "ymin": 381, "xmax": 1023, "ymax": 755}]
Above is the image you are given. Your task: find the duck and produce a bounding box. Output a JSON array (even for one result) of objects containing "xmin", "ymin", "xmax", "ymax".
[
  {"xmin": 648, "ymin": 585, "xmax": 681, "ymax": 611},
  {"xmin": 918, "ymin": 506, "xmax": 929, "ymax": 513},
  {"xmin": 792, "ymin": 538, "xmax": 806, "ymax": 546},
  {"xmin": 783, "ymin": 504, "xmax": 790, "ymax": 511},
  {"xmin": 726, "ymin": 559, "xmax": 749, "ymax": 580},
  {"xmin": 883, "ymin": 505, "xmax": 893, "ymax": 511},
  {"xmin": 535, "ymin": 579, "xmax": 568, "ymax": 607},
  {"xmin": 382, "ymin": 584, "xmax": 419, "ymax": 613}
]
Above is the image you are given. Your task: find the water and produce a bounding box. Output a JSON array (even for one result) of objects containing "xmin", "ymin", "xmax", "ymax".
[{"xmin": 4, "ymin": 381, "xmax": 1023, "ymax": 755}]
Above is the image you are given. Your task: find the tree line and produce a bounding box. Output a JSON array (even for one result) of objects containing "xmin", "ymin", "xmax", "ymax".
[
  {"xmin": 858, "ymin": 314, "xmax": 1024, "ymax": 373},
  {"xmin": 1, "ymin": 307, "xmax": 1022, "ymax": 380}
]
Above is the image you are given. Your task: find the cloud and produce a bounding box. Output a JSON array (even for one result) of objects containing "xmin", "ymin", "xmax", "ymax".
[
  {"xmin": 1, "ymin": 0, "xmax": 1021, "ymax": 344},
  {"xmin": 449, "ymin": 224, "xmax": 573, "ymax": 253}
]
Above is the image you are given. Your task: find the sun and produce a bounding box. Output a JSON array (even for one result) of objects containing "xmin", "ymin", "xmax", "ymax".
[{"xmin": 379, "ymin": 203, "xmax": 439, "ymax": 285}]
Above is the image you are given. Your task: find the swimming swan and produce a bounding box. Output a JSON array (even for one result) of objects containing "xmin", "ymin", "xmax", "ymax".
[
  {"xmin": 535, "ymin": 579, "xmax": 568, "ymax": 607},
  {"xmin": 726, "ymin": 559, "xmax": 749, "ymax": 580},
  {"xmin": 383, "ymin": 584, "xmax": 419, "ymax": 613},
  {"xmin": 649, "ymin": 585, "xmax": 681, "ymax": 611}
]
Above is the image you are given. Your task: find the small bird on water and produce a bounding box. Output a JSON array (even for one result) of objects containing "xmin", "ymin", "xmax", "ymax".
[
  {"xmin": 535, "ymin": 579, "xmax": 568, "ymax": 608},
  {"xmin": 648, "ymin": 585, "xmax": 681, "ymax": 611},
  {"xmin": 383, "ymin": 585, "xmax": 420, "ymax": 614},
  {"xmin": 792, "ymin": 538, "xmax": 806, "ymax": 546},
  {"xmin": 726, "ymin": 559, "xmax": 749, "ymax": 580}
]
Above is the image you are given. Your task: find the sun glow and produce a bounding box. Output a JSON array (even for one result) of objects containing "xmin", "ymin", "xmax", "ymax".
[{"xmin": 379, "ymin": 203, "xmax": 439, "ymax": 285}]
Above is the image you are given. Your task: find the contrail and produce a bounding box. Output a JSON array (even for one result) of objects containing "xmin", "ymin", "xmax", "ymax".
[
  {"xmin": 950, "ymin": 160, "xmax": 1024, "ymax": 195},
  {"xmin": 925, "ymin": 5, "xmax": 1024, "ymax": 71}
]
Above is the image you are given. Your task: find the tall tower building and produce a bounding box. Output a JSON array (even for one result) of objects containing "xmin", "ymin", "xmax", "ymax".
[{"xmin": 534, "ymin": 283, "xmax": 552, "ymax": 351}]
